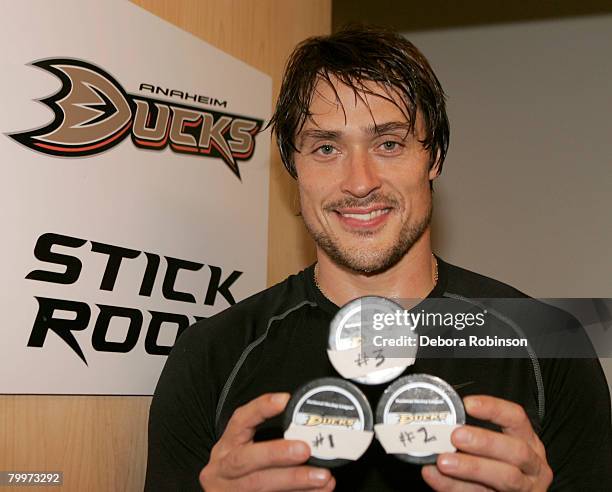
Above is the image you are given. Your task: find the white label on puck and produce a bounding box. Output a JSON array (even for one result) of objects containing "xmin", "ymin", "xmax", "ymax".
[
  {"xmin": 327, "ymin": 347, "xmax": 415, "ymax": 379},
  {"xmin": 284, "ymin": 423, "xmax": 374, "ymax": 461},
  {"xmin": 374, "ymin": 423, "xmax": 459, "ymax": 455}
]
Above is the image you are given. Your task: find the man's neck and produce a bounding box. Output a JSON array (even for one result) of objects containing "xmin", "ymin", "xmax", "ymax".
[{"xmin": 315, "ymin": 231, "xmax": 437, "ymax": 306}]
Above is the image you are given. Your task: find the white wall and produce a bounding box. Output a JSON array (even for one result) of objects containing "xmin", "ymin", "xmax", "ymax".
[{"xmin": 404, "ymin": 15, "xmax": 612, "ymax": 386}]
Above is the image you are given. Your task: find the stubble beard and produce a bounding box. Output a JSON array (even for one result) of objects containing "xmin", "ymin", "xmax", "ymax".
[{"xmin": 303, "ymin": 201, "xmax": 433, "ymax": 275}]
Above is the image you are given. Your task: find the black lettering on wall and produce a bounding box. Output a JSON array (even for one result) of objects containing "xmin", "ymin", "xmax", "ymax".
[
  {"xmin": 145, "ymin": 311, "xmax": 190, "ymax": 355},
  {"xmin": 28, "ymin": 296, "xmax": 91, "ymax": 365},
  {"xmin": 92, "ymin": 305, "xmax": 143, "ymax": 352},
  {"xmin": 204, "ymin": 266, "xmax": 242, "ymax": 306},
  {"xmin": 91, "ymin": 242, "xmax": 141, "ymax": 291},
  {"xmin": 26, "ymin": 233, "xmax": 86, "ymax": 284},
  {"xmin": 139, "ymin": 252, "xmax": 160, "ymax": 297},
  {"xmin": 162, "ymin": 257, "xmax": 203, "ymax": 303}
]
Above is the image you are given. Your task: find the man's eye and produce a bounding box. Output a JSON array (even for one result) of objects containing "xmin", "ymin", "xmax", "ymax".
[
  {"xmin": 316, "ymin": 144, "xmax": 336, "ymax": 155},
  {"xmin": 381, "ymin": 141, "xmax": 401, "ymax": 151}
]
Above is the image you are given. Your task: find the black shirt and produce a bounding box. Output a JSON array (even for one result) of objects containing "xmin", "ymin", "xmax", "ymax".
[{"xmin": 145, "ymin": 259, "xmax": 612, "ymax": 491}]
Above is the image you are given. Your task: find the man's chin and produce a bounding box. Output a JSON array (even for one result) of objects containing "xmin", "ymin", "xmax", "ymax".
[
  {"xmin": 318, "ymin": 244, "xmax": 406, "ymax": 275},
  {"xmin": 310, "ymin": 219, "xmax": 431, "ymax": 275}
]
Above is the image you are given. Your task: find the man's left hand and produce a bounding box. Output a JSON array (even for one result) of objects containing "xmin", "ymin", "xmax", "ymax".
[{"xmin": 422, "ymin": 395, "xmax": 553, "ymax": 491}]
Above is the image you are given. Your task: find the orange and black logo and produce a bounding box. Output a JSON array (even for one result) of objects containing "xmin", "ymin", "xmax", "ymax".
[{"xmin": 9, "ymin": 58, "xmax": 263, "ymax": 179}]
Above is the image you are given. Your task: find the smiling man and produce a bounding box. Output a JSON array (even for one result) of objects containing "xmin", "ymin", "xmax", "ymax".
[
  {"xmin": 145, "ymin": 27, "xmax": 611, "ymax": 491},
  {"xmin": 294, "ymin": 76, "xmax": 439, "ymax": 301}
]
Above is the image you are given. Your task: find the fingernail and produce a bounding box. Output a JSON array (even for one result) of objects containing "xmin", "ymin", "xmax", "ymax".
[
  {"xmin": 309, "ymin": 469, "xmax": 330, "ymax": 483},
  {"xmin": 271, "ymin": 393, "xmax": 290, "ymax": 406},
  {"xmin": 464, "ymin": 396, "xmax": 480, "ymax": 411},
  {"xmin": 438, "ymin": 454, "xmax": 459, "ymax": 469},
  {"xmin": 453, "ymin": 427, "xmax": 472, "ymax": 444},
  {"xmin": 290, "ymin": 441, "xmax": 309, "ymax": 458}
]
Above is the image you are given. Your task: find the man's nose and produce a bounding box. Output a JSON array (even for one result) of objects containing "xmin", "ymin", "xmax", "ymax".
[{"xmin": 340, "ymin": 150, "xmax": 382, "ymax": 198}]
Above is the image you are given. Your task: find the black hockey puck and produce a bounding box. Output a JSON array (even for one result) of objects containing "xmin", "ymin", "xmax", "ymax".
[
  {"xmin": 327, "ymin": 296, "xmax": 416, "ymax": 385},
  {"xmin": 375, "ymin": 374, "xmax": 465, "ymax": 464},
  {"xmin": 284, "ymin": 377, "xmax": 374, "ymax": 468}
]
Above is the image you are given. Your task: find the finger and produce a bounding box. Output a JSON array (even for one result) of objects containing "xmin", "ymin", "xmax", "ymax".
[
  {"xmin": 325, "ymin": 476, "xmax": 336, "ymax": 491},
  {"xmin": 422, "ymin": 465, "xmax": 493, "ymax": 491},
  {"xmin": 234, "ymin": 466, "xmax": 332, "ymax": 492},
  {"xmin": 222, "ymin": 393, "xmax": 290, "ymax": 446},
  {"xmin": 295, "ymin": 476, "xmax": 336, "ymax": 492},
  {"xmin": 437, "ymin": 452, "xmax": 531, "ymax": 491},
  {"xmin": 451, "ymin": 426, "xmax": 541, "ymax": 476},
  {"xmin": 220, "ymin": 439, "xmax": 310, "ymax": 478},
  {"xmin": 463, "ymin": 396, "xmax": 535, "ymax": 442}
]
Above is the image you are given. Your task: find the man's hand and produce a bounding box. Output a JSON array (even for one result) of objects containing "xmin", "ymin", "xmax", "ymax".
[
  {"xmin": 422, "ymin": 395, "xmax": 553, "ymax": 491},
  {"xmin": 200, "ymin": 393, "xmax": 335, "ymax": 491}
]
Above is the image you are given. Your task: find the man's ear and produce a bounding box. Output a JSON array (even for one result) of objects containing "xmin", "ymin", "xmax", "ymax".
[{"xmin": 428, "ymin": 151, "xmax": 442, "ymax": 180}]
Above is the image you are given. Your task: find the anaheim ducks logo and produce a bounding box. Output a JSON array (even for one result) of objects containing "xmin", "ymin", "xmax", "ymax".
[
  {"xmin": 397, "ymin": 412, "xmax": 451, "ymax": 424},
  {"xmin": 9, "ymin": 58, "xmax": 262, "ymax": 179},
  {"xmin": 304, "ymin": 414, "xmax": 358, "ymax": 428}
]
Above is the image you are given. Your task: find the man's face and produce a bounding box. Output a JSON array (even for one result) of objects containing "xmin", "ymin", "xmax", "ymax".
[{"xmin": 294, "ymin": 77, "xmax": 438, "ymax": 274}]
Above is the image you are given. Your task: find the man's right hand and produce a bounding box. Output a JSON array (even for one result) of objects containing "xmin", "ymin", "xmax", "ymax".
[{"xmin": 199, "ymin": 393, "xmax": 336, "ymax": 491}]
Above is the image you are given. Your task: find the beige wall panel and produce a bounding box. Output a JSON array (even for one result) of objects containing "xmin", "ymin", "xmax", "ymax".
[
  {"xmin": 1, "ymin": 1, "xmax": 330, "ymax": 490},
  {"xmin": 1, "ymin": 396, "xmax": 149, "ymax": 491}
]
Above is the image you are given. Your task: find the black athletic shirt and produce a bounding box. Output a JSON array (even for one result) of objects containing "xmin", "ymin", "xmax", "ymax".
[{"xmin": 145, "ymin": 259, "xmax": 612, "ymax": 491}]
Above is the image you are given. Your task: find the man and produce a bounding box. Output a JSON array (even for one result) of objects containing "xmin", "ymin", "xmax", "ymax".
[{"xmin": 145, "ymin": 27, "xmax": 611, "ymax": 491}]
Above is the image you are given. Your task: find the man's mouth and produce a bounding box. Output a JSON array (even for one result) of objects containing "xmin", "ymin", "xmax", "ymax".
[
  {"xmin": 333, "ymin": 206, "xmax": 392, "ymax": 228},
  {"xmin": 340, "ymin": 209, "xmax": 390, "ymax": 220}
]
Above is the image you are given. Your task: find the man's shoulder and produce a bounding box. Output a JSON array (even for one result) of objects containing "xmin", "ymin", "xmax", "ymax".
[
  {"xmin": 209, "ymin": 266, "xmax": 314, "ymax": 324},
  {"xmin": 177, "ymin": 266, "xmax": 315, "ymax": 348},
  {"xmin": 440, "ymin": 258, "xmax": 597, "ymax": 357},
  {"xmin": 441, "ymin": 259, "xmax": 528, "ymax": 299}
]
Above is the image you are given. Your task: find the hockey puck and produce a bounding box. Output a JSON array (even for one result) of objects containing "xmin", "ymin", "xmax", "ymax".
[
  {"xmin": 283, "ymin": 377, "xmax": 374, "ymax": 467},
  {"xmin": 375, "ymin": 374, "xmax": 465, "ymax": 464},
  {"xmin": 327, "ymin": 296, "xmax": 417, "ymax": 385}
]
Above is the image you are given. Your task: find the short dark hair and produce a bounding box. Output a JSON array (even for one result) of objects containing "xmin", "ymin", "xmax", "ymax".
[{"xmin": 269, "ymin": 26, "xmax": 450, "ymax": 179}]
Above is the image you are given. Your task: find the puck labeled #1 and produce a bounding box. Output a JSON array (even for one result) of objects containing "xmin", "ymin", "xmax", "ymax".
[
  {"xmin": 375, "ymin": 374, "xmax": 466, "ymax": 464},
  {"xmin": 283, "ymin": 377, "xmax": 374, "ymax": 467},
  {"xmin": 327, "ymin": 296, "xmax": 417, "ymax": 385}
]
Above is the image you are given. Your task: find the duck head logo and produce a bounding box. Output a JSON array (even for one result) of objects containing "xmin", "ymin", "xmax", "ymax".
[{"xmin": 9, "ymin": 58, "xmax": 262, "ymax": 179}]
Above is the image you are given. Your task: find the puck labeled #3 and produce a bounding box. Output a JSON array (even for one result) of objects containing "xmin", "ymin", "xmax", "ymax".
[
  {"xmin": 375, "ymin": 374, "xmax": 466, "ymax": 464},
  {"xmin": 283, "ymin": 377, "xmax": 374, "ymax": 467},
  {"xmin": 327, "ymin": 296, "xmax": 417, "ymax": 385}
]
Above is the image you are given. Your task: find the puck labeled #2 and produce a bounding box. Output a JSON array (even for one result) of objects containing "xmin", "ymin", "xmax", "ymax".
[
  {"xmin": 283, "ymin": 378, "xmax": 374, "ymax": 467},
  {"xmin": 375, "ymin": 374, "xmax": 466, "ymax": 464},
  {"xmin": 327, "ymin": 296, "xmax": 417, "ymax": 385}
]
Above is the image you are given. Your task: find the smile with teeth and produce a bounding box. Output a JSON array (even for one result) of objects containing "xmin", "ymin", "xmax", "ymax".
[{"xmin": 339, "ymin": 209, "xmax": 390, "ymax": 221}]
